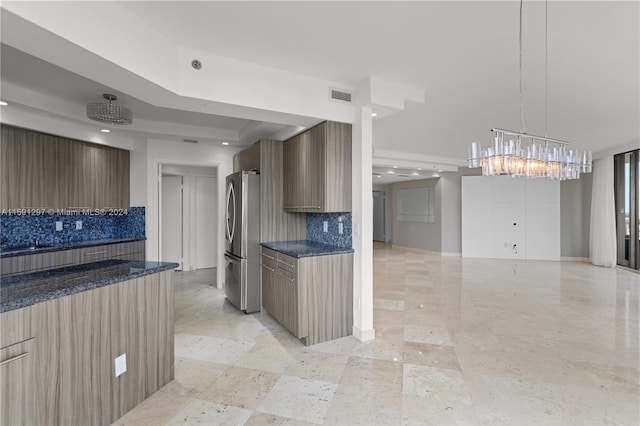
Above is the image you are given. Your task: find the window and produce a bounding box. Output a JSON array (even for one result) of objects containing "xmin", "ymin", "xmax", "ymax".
[{"xmin": 614, "ymin": 150, "xmax": 639, "ymax": 270}]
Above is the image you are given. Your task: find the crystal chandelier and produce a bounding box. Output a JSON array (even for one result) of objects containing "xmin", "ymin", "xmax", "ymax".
[
  {"xmin": 86, "ymin": 94, "xmax": 133, "ymax": 125},
  {"xmin": 468, "ymin": 0, "xmax": 592, "ymax": 180}
]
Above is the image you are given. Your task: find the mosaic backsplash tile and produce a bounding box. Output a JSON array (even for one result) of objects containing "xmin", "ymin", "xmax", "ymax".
[
  {"xmin": 1, "ymin": 207, "xmax": 145, "ymax": 249},
  {"xmin": 306, "ymin": 212, "xmax": 352, "ymax": 248}
]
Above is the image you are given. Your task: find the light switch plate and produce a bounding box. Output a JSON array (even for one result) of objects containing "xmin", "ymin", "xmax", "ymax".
[
  {"xmin": 56, "ymin": 221, "xmax": 63, "ymax": 231},
  {"xmin": 323, "ymin": 221, "xmax": 328, "ymax": 233},
  {"xmin": 75, "ymin": 220, "xmax": 82, "ymax": 230},
  {"xmin": 115, "ymin": 353, "xmax": 127, "ymax": 377}
]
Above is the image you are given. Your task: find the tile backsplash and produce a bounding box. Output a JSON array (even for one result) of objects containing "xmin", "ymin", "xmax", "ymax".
[
  {"xmin": 1, "ymin": 207, "xmax": 145, "ymax": 249},
  {"xmin": 306, "ymin": 212, "xmax": 352, "ymax": 248}
]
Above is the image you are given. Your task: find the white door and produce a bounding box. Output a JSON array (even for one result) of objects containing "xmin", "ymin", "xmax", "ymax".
[
  {"xmin": 162, "ymin": 175, "xmax": 183, "ymax": 269},
  {"xmin": 195, "ymin": 176, "xmax": 217, "ymax": 269},
  {"xmin": 373, "ymin": 191, "xmax": 386, "ymax": 242}
]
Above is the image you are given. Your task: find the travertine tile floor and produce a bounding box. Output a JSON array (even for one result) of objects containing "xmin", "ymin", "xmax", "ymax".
[{"xmin": 114, "ymin": 243, "xmax": 639, "ymax": 425}]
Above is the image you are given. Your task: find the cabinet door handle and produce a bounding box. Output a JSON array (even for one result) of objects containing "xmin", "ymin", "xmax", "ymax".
[
  {"xmin": 284, "ymin": 206, "xmax": 321, "ymax": 209},
  {"xmin": 262, "ymin": 265, "xmax": 275, "ymax": 272},
  {"xmin": 0, "ymin": 352, "xmax": 29, "ymax": 366},
  {"xmin": 285, "ymin": 276, "xmax": 295, "ymax": 282},
  {"xmin": 276, "ymin": 259, "xmax": 295, "ymax": 268},
  {"xmin": 261, "ymin": 253, "xmax": 275, "ymax": 260},
  {"xmin": 84, "ymin": 250, "xmax": 107, "ymax": 256}
]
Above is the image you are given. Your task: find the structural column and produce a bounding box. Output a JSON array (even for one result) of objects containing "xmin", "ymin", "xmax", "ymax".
[{"xmin": 352, "ymin": 106, "xmax": 375, "ymax": 341}]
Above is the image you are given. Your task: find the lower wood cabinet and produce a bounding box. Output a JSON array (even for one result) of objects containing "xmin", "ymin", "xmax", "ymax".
[
  {"xmin": 0, "ymin": 338, "xmax": 35, "ymax": 426},
  {"xmin": 261, "ymin": 247, "xmax": 353, "ymax": 345},
  {"xmin": 1, "ymin": 240, "xmax": 145, "ymax": 276},
  {"xmin": 0, "ymin": 269, "xmax": 174, "ymax": 425}
]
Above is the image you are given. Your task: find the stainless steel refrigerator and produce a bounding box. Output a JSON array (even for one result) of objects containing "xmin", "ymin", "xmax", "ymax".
[{"xmin": 224, "ymin": 171, "xmax": 261, "ymax": 313}]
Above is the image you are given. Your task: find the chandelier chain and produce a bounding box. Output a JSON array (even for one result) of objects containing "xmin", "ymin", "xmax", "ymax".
[
  {"xmin": 545, "ymin": 0, "xmax": 548, "ymax": 137},
  {"xmin": 519, "ymin": 0, "xmax": 525, "ymax": 133}
]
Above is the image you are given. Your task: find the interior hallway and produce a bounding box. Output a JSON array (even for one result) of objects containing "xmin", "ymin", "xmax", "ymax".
[{"xmin": 114, "ymin": 244, "xmax": 639, "ymax": 425}]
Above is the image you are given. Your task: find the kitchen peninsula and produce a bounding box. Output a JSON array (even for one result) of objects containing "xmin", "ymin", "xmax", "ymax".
[{"xmin": 0, "ymin": 258, "xmax": 178, "ymax": 425}]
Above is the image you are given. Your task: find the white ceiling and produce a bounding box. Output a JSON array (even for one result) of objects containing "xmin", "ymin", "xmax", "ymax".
[{"xmin": 1, "ymin": 1, "xmax": 638, "ymax": 175}]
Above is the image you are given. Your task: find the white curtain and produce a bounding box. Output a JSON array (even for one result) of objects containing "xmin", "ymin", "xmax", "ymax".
[{"xmin": 589, "ymin": 156, "xmax": 617, "ymax": 267}]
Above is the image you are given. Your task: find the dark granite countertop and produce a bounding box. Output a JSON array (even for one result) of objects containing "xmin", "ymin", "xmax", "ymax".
[
  {"xmin": 261, "ymin": 240, "xmax": 354, "ymax": 258},
  {"xmin": 0, "ymin": 259, "xmax": 178, "ymax": 313},
  {"xmin": 0, "ymin": 238, "xmax": 146, "ymax": 259}
]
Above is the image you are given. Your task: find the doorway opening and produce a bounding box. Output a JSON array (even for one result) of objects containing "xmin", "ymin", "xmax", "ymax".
[{"xmin": 159, "ymin": 164, "xmax": 218, "ymax": 274}]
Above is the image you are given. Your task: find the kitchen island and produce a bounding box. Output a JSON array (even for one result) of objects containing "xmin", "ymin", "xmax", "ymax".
[
  {"xmin": 0, "ymin": 259, "xmax": 178, "ymax": 425},
  {"xmin": 261, "ymin": 240, "xmax": 353, "ymax": 345}
]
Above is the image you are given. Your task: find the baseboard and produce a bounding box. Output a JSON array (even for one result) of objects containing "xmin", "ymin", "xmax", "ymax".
[
  {"xmin": 353, "ymin": 326, "xmax": 376, "ymax": 342},
  {"xmin": 441, "ymin": 252, "xmax": 462, "ymax": 257},
  {"xmin": 560, "ymin": 256, "xmax": 590, "ymax": 263},
  {"xmin": 388, "ymin": 244, "xmax": 462, "ymax": 258}
]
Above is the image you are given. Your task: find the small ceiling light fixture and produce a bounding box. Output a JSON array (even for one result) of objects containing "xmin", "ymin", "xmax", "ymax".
[
  {"xmin": 392, "ymin": 165, "xmax": 398, "ymax": 169},
  {"xmin": 191, "ymin": 59, "xmax": 202, "ymax": 70},
  {"xmin": 417, "ymin": 167, "xmax": 422, "ymax": 171},
  {"xmin": 221, "ymin": 142, "xmax": 230, "ymax": 146},
  {"xmin": 0, "ymin": 100, "xmax": 8, "ymax": 106},
  {"xmin": 100, "ymin": 129, "xmax": 110, "ymax": 133},
  {"xmin": 411, "ymin": 172, "xmax": 420, "ymax": 176},
  {"xmin": 371, "ymin": 112, "xmax": 378, "ymax": 117},
  {"xmin": 87, "ymin": 94, "xmax": 132, "ymax": 125},
  {"xmin": 468, "ymin": 0, "xmax": 592, "ymax": 180},
  {"xmin": 387, "ymin": 170, "xmax": 395, "ymax": 174}
]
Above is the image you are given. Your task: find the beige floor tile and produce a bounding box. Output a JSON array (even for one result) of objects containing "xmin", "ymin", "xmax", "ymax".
[
  {"xmin": 284, "ymin": 349, "xmax": 350, "ymax": 383},
  {"xmin": 173, "ymin": 357, "xmax": 229, "ymax": 393},
  {"xmin": 245, "ymin": 411, "xmax": 316, "ymax": 425},
  {"xmin": 174, "ymin": 333, "xmax": 255, "ymax": 365},
  {"xmin": 257, "ymin": 375, "xmax": 338, "ymax": 425},
  {"xmin": 233, "ymin": 344, "xmax": 298, "ymax": 374},
  {"xmin": 403, "ymin": 341, "xmax": 461, "ymax": 370},
  {"xmin": 404, "ymin": 323, "xmax": 453, "ymax": 346},
  {"xmin": 199, "ymin": 366, "xmax": 281, "ymax": 410},
  {"xmin": 166, "ymin": 399, "xmax": 253, "ymax": 425},
  {"xmin": 324, "ymin": 382, "xmax": 402, "ymax": 425},
  {"xmin": 340, "ymin": 356, "xmax": 403, "ymax": 386}
]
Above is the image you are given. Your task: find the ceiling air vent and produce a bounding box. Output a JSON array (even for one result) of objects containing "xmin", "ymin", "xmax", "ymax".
[
  {"xmin": 183, "ymin": 139, "xmax": 198, "ymax": 144},
  {"xmin": 329, "ymin": 88, "xmax": 352, "ymax": 103},
  {"xmin": 399, "ymin": 174, "xmax": 410, "ymax": 178}
]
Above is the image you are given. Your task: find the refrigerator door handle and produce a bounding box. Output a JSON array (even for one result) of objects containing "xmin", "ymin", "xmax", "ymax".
[{"xmin": 226, "ymin": 182, "xmax": 236, "ymax": 244}]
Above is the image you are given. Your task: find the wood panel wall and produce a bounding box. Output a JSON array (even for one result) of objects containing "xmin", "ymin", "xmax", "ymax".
[
  {"xmin": 0, "ymin": 125, "xmax": 130, "ymax": 210},
  {"xmin": 259, "ymin": 140, "xmax": 306, "ymax": 242}
]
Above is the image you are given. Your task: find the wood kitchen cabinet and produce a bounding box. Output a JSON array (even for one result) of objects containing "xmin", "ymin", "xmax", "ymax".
[
  {"xmin": 0, "ymin": 268, "xmax": 174, "ymax": 425},
  {"xmin": 283, "ymin": 121, "xmax": 352, "ymax": 213},
  {"xmin": 0, "ymin": 338, "xmax": 35, "ymax": 426},
  {"xmin": 1, "ymin": 240, "xmax": 145, "ymax": 276},
  {"xmin": 1, "ymin": 125, "xmax": 130, "ymax": 210},
  {"xmin": 261, "ymin": 247, "xmax": 353, "ymax": 345}
]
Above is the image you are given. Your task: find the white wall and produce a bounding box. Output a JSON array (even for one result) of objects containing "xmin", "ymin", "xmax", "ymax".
[
  {"xmin": 560, "ymin": 174, "xmax": 592, "ymax": 258},
  {"xmin": 390, "ymin": 178, "xmax": 441, "ymax": 251},
  {"xmin": 462, "ymin": 176, "xmax": 560, "ymax": 260}
]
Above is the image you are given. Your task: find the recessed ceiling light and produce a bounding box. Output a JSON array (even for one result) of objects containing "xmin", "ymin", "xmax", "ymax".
[
  {"xmin": 432, "ymin": 173, "xmax": 440, "ymax": 177},
  {"xmin": 221, "ymin": 142, "xmax": 230, "ymax": 146},
  {"xmin": 387, "ymin": 170, "xmax": 395, "ymax": 174},
  {"xmin": 0, "ymin": 101, "xmax": 8, "ymax": 106},
  {"xmin": 411, "ymin": 172, "xmax": 420, "ymax": 176},
  {"xmin": 371, "ymin": 112, "xmax": 378, "ymax": 117},
  {"xmin": 100, "ymin": 129, "xmax": 110, "ymax": 133},
  {"xmin": 438, "ymin": 169, "xmax": 443, "ymax": 172},
  {"xmin": 376, "ymin": 175, "xmax": 381, "ymax": 178},
  {"xmin": 392, "ymin": 165, "xmax": 398, "ymax": 169},
  {"xmin": 417, "ymin": 167, "xmax": 422, "ymax": 171}
]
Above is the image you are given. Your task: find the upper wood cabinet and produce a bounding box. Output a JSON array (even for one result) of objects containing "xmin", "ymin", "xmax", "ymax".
[
  {"xmin": 0, "ymin": 125, "xmax": 130, "ymax": 209},
  {"xmin": 233, "ymin": 141, "xmax": 260, "ymax": 172},
  {"xmin": 283, "ymin": 121, "xmax": 352, "ymax": 212}
]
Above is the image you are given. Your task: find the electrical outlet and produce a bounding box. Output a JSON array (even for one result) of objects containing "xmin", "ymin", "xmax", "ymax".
[
  {"xmin": 75, "ymin": 220, "xmax": 82, "ymax": 230},
  {"xmin": 338, "ymin": 223, "xmax": 344, "ymax": 234},
  {"xmin": 115, "ymin": 353, "xmax": 127, "ymax": 377},
  {"xmin": 56, "ymin": 221, "xmax": 63, "ymax": 231},
  {"xmin": 323, "ymin": 221, "xmax": 328, "ymax": 233}
]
